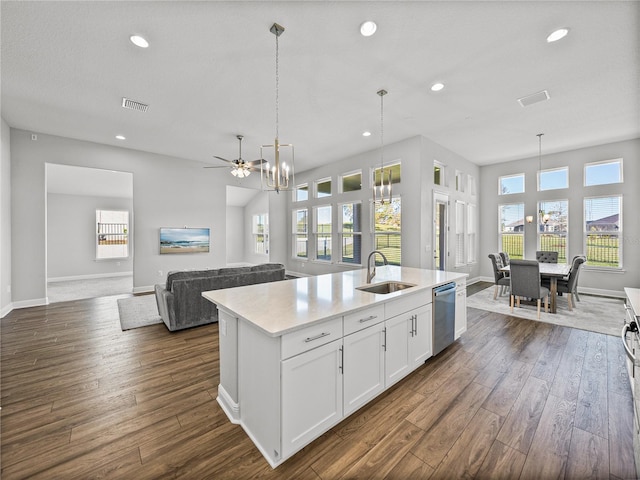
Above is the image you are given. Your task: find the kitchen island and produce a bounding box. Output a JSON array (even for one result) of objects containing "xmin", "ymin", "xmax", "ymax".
[{"xmin": 203, "ymin": 266, "xmax": 467, "ymax": 468}]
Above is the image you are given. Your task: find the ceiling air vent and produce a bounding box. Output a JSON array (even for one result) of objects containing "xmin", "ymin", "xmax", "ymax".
[
  {"xmin": 121, "ymin": 97, "xmax": 149, "ymax": 112},
  {"xmin": 517, "ymin": 90, "xmax": 550, "ymax": 107}
]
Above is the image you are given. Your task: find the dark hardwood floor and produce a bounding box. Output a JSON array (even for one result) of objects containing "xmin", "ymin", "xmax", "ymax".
[{"xmin": 1, "ymin": 285, "xmax": 636, "ymax": 479}]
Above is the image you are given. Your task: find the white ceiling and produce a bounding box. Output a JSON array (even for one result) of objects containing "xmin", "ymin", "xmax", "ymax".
[{"xmin": 2, "ymin": 1, "xmax": 638, "ymax": 173}]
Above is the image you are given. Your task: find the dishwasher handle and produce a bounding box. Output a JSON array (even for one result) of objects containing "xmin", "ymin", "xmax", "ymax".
[
  {"xmin": 622, "ymin": 321, "xmax": 638, "ymax": 362},
  {"xmin": 434, "ymin": 283, "xmax": 456, "ymax": 296}
]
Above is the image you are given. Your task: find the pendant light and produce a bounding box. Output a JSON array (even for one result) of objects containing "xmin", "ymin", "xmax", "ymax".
[
  {"xmin": 261, "ymin": 23, "xmax": 294, "ymax": 193},
  {"xmin": 537, "ymin": 133, "xmax": 550, "ymax": 225},
  {"xmin": 374, "ymin": 89, "xmax": 392, "ymax": 205}
]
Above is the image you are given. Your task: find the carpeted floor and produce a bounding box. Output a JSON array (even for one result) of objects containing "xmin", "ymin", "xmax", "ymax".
[
  {"xmin": 117, "ymin": 294, "xmax": 163, "ymax": 330},
  {"xmin": 466, "ymin": 284, "xmax": 624, "ymax": 336}
]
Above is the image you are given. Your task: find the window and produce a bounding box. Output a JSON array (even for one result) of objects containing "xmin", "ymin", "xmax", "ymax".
[
  {"xmin": 340, "ymin": 171, "xmax": 362, "ymax": 193},
  {"xmin": 434, "ymin": 161, "xmax": 445, "ymax": 186},
  {"xmin": 584, "ymin": 196, "xmax": 621, "ymax": 268},
  {"xmin": 538, "ymin": 167, "xmax": 568, "ymax": 191},
  {"xmin": 467, "ymin": 204, "xmax": 477, "ymax": 263},
  {"xmin": 455, "ymin": 200, "xmax": 465, "ymax": 266},
  {"xmin": 293, "ymin": 208, "xmax": 308, "ymax": 259},
  {"xmin": 499, "ymin": 203, "xmax": 524, "ymax": 259},
  {"xmin": 339, "ymin": 202, "xmax": 362, "ymax": 264},
  {"xmin": 96, "ymin": 210, "xmax": 129, "ymax": 259},
  {"xmin": 538, "ymin": 200, "xmax": 568, "ymax": 263},
  {"xmin": 295, "ymin": 184, "xmax": 308, "ymax": 202},
  {"xmin": 455, "ymin": 171, "xmax": 465, "ymax": 192},
  {"xmin": 316, "ymin": 178, "xmax": 332, "ymax": 198},
  {"xmin": 468, "ymin": 175, "xmax": 477, "ymax": 196},
  {"xmin": 373, "ymin": 162, "xmax": 401, "ymax": 186},
  {"xmin": 253, "ymin": 214, "xmax": 269, "ymax": 255},
  {"xmin": 374, "ymin": 197, "xmax": 401, "ymax": 266},
  {"xmin": 499, "ymin": 174, "xmax": 525, "ymax": 195},
  {"xmin": 314, "ymin": 205, "xmax": 332, "ymax": 261},
  {"xmin": 585, "ymin": 159, "xmax": 623, "ymax": 186}
]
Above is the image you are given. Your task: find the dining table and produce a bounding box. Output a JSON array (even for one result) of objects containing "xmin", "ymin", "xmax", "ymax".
[{"xmin": 500, "ymin": 262, "xmax": 571, "ymax": 314}]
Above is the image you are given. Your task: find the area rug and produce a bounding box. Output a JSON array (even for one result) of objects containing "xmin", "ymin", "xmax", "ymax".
[
  {"xmin": 117, "ymin": 294, "xmax": 163, "ymax": 331},
  {"xmin": 466, "ymin": 286, "xmax": 624, "ymax": 336}
]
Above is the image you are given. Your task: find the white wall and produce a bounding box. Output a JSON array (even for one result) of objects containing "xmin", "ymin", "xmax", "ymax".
[
  {"xmin": 225, "ymin": 205, "xmax": 244, "ymax": 264},
  {"xmin": 47, "ymin": 193, "xmax": 134, "ymax": 279},
  {"xmin": 283, "ymin": 135, "xmax": 480, "ymax": 279},
  {"xmin": 479, "ymin": 138, "xmax": 640, "ymax": 295},
  {"xmin": 1, "ymin": 118, "xmax": 12, "ymax": 316},
  {"xmin": 10, "ymin": 129, "xmax": 231, "ymax": 305}
]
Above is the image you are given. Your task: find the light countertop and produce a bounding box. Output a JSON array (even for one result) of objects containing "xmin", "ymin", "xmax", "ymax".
[
  {"xmin": 202, "ymin": 266, "xmax": 467, "ymax": 336},
  {"xmin": 625, "ymin": 287, "xmax": 640, "ymax": 319}
]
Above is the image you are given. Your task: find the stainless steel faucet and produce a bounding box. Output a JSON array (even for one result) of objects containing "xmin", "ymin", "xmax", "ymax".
[{"xmin": 367, "ymin": 250, "xmax": 389, "ymax": 283}]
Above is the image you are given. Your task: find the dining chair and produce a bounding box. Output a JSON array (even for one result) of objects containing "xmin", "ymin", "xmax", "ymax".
[
  {"xmin": 488, "ymin": 253, "xmax": 510, "ymax": 300},
  {"xmin": 536, "ymin": 251, "xmax": 558, "ymax": 263},
  {"xmin": 509, "ymin": 259, "xmax": 549, "ymax": 319},
  {"xmin": 556, "ymin": 255, "xmax": 586, "ymax": 310}
]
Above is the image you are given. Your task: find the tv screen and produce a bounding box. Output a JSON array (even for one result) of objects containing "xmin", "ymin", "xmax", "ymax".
[{"xmin": 160, "ymin": 227, "xmax": 210, "ymax": 254}]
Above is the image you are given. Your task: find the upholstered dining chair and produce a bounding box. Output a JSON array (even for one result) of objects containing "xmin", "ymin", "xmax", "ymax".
[
  {"xmin": 499, "ymin": 251, "xmax": 511, "ymax": 267},
  {"xmin": 509, "ymin": 259, "xmax": 549, "ymax": 319},
  {"xmin": 488, "ymin": 253, "xmax": 510, "ymax": 300},
  {"xmin": 536, "ymin": 251, "xmax": 558, "ymax": 263},
  {"xmin": 556, "ymin": 255, "xmax": 586, "ymax": 310}
]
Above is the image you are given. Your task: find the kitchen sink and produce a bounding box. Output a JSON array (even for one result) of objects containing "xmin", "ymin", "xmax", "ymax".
[{"xmin": 356, "ymin": 281, "xmax": 416, "ymax": 295}]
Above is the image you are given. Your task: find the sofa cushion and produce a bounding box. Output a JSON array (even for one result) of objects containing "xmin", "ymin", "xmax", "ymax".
[{"xmin": 166, "ymin": 268, "xmax": 219, "ymax": 291}]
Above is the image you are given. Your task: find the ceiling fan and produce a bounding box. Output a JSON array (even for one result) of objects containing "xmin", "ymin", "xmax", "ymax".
[{"xmin": 206, "ymin": 135, "xmax": 264, "ymax": 178}]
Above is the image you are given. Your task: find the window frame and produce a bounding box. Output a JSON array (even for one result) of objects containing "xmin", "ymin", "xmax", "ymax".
[
  {"xmin": 498, "ymin": 173, "xmax": 525, "ymax": 195},
  {"xmin": 292, "ymin": 208, "xmax": 308, "ymax": 260},
  {"xmin": 467, "ymin": 204, "xmax": 477, "ymax": 264},
  {"xmin": 583, "ymin": 195, "xmax": 622, "ymax": 269},
  {"xmin": 96, "ymin": 209, "xmax": 129, "ymax": 260},
  {"xmin": 252, "ymin": 213, "xmax": 269, "ymax": 255},
  {"xmin": 434, "ymin": 161, "xmax": 446, "ymax": 187},
  {"xmin": 338, "ymin": 201, "xmax": 362, "ymax": 265},
  {"xmin": 584, "ymin": 158, "xmax": 623, "ymax": 186},
  {"xmin": 313, "ymin": 205, "xmax": 332, "ymax": 262},
  {"xmin": 538, "ymin": 166, "xmax": 569, "ymax": 192},
  {"xmin": 498, "ymin": 202, "xmax": 525, "ymax": 260},
  {"xmin": 315, "ymin": 177, "xmax": 332, "ymax": 199},
  {"xmin": 455, "ymin": 200, "xmax": 465, "ymax": 267},
  {"xmin": 340, "ymin": 170, "xmax": 362, "ymax": 193},
  {"xmin": 537, "ymin": 199, "xmax": 568, "ymax": 264},
  {"xmin": 294, "ymin": 183, "xmax": 309, "ymax": 202},
  {"xmin": 372, "ymin": 196, "xmax": 402, "ymax": 266}
]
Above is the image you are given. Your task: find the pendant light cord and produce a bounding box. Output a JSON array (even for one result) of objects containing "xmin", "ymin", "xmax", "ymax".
[{"xmin": 275, "ymin": 33, "xmax": 279, "ymax": 140}]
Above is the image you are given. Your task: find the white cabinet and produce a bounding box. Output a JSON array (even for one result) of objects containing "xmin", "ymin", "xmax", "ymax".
[
  {"xmin": 455, "ymin": 281, "xmax": 467, "ymax": 339},
  {"xmin": 343, "ymin": 322, "xmax": 385, "ymax": 416},
  {"xmin": 385, "ymin": 304, "xmax": 432, "ymax": 387},
  {"xmin": 281, "ymin": 338, "xmax": 343, "ymax": 459}
]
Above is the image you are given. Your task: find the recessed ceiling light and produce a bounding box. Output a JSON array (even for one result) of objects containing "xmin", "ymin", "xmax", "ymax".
[
  {"xmin": 360, "ymin": 21, "xmax": 377, "ymax": 37},
  {"xmin": 431, "ymin": 82, "xmax": 445, "ymax": 92},
  {"xmin": 547, "ymin": 28, "xmax": 569, "ymax": 43},
  {"xmin": 115, "ymin": 135, "xmax": 126, "ymax": 140},
  {"xmin": 362, "ymin": 131, "xmax": 372, "ymax": 137},
  {"xmin": 130, "ymin": 35, "xmax": 149, "ymax": 48}
]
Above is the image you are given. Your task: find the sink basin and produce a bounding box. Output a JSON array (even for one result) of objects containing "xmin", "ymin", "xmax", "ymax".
[{"xmin": 356, "ymin": 281, "xmax": 416, "ymax": 295}]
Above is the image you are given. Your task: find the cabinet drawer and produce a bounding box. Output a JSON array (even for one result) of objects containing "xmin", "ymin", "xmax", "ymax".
[
  {"xmin": 385, "ymin": 292, "xmax": 430, "ymax": 319},
  {"xmin": 281, "ymin": 317, "xmax": 343, "ymax": 360},
  {"xmin": 344, "ymin": 305, "xmax": 385, "ymax": 336},
  {"xmin": 456, "ymin": 278, "xmax": 466, "ymax": 291}
]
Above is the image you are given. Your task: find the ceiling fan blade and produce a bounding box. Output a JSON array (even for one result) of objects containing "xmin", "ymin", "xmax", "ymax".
[
  {"xmin": 203, "ymin": 165, "xmax": 231, "ymax": 169},
  {"xmin": 246, "ymin": 158, "xmax": 267, "ymax": 167}
]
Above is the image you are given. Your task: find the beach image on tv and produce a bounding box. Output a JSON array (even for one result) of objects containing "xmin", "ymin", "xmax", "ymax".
[{"xmin": 160, "ymin": 228, "xmax": 210, "ymax": 254}]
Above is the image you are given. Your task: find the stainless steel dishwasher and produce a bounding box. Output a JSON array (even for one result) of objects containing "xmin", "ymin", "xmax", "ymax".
[{"xmin": 433, "ymin": 282, "xmax": 456, "ymax": 356}]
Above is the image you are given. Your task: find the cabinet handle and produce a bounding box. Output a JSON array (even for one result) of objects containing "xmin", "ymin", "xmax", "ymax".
[
  {"xmin": 413, "ymin": 314, "xmax": 418, "ymax": 335},
  {"xmin": 339, "ymin": 346, "xmax": 344, "ymax": 374},
  {"xmin": 359, "ymin": 315, "xmax": 378, "ymax": 323},
  {"xmin": 382, "ymin": 328, "xmax": 387, "ymax": 352},
  {"xmin": 304, "ymin": 332, "xmax": 331, "ymax": 343}
]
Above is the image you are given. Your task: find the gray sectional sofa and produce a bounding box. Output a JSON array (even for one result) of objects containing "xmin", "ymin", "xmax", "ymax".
[{"xmin": 154, "ymin": 263, "xmax": 286, "ymax": 331}]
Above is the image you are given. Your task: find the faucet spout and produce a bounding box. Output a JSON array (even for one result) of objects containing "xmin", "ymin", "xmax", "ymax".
[{"xmin": 366, "ymin": 250, "xmax": 389, "ymax": 283}]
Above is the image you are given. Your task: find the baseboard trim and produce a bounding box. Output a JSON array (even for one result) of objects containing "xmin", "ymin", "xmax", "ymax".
[
  {"xmin": 48, "ymin": 272, "xmax": 133, "ymax": 283},
  {"xmin": 1, "ymin": 302, "xmax": 14, "ymax": 318},
  {"xmin": 285, "ymin": 270, "xmax": 310, "ymax": 278},
  {"xmin": 133, "ymin": 285, "xmax": 154, "ymax": 294},
  {"xmin": 578, "ymin": 287, "xmax": 625, "ymax": 299},
  {"xmin": 12, "ymin": 297, "xmax": 48, "ymax": 309}
]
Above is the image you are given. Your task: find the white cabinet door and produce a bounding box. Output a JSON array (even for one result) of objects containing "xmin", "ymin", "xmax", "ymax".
[
  {"xmin": 385, "ymin": 313, "xmax": 411, "ymax": 387},
  {"xmin": 409, "ymin": 304, "xmax": 432, "ymax": 368},
  {"xmin": 455, "ymin": 287, "xmax": 467, "ymax": 339},
  {"xmin": 343, "ymin": 322, "xmax": 385, "ymax": 416},
  {"xmin": 281, "ymin": 339, "xmax": 343, "ymax": 459}
]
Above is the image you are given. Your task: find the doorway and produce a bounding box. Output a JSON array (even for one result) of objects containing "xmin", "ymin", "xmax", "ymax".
[
  {"xmin": 434, "ymin": 192, "xmax": 448, "ymax": 271},
  {"xmin": 46, "ymin": 164, "xmax": 134, "ymax": 302}
]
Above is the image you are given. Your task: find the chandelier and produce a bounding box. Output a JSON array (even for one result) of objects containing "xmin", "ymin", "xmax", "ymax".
[
  {"xmin": 373, "ymin": 89, "xmax": 392, "ymax": 205},
  {"xmin": 537, "ymin": 133, "xmax": 550, "ymax": 225},
  {"xmin": 261, "ymin": 23, "xmax": 294, "ymax": 193}
]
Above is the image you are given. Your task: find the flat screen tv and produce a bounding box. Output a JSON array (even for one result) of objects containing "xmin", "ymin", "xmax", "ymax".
[{"xmin": 160, "ymin": 227, "xmax": 210, "ymax": 254}]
